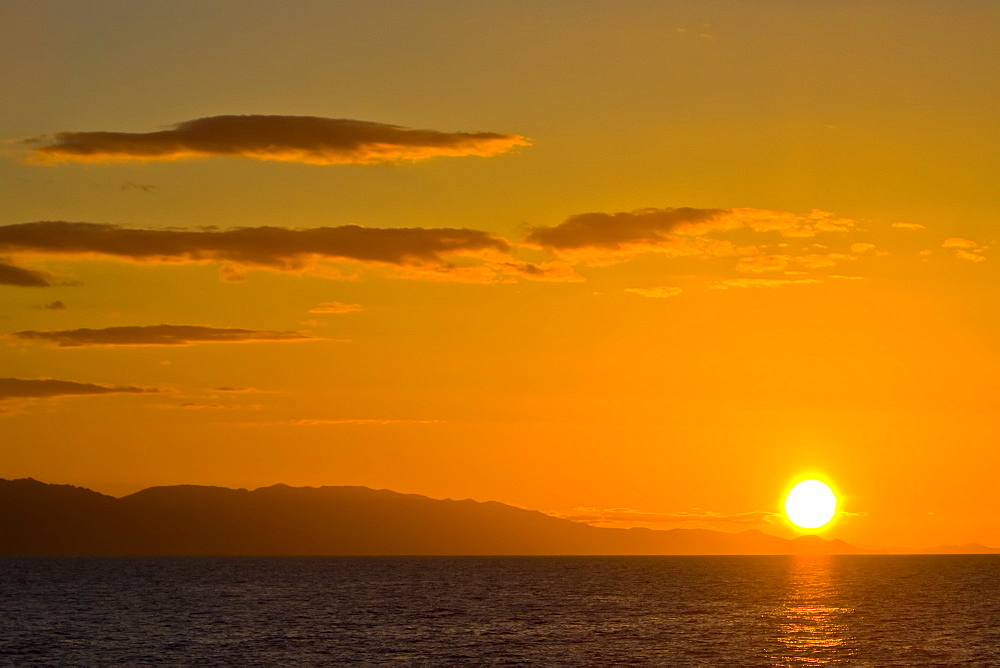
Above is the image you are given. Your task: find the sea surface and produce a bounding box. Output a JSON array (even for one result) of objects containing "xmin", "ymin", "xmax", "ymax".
[{"xmin": 1, "ymin": 555, "xmax": 998, "ymax": 665}]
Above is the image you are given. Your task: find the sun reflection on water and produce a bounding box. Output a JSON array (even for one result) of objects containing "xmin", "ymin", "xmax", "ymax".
[{"xmin": 776, "ymin": 554, "xmax": 853, "ymax": 664}]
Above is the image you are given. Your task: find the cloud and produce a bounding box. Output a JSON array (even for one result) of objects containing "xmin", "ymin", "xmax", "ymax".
[
  {"xmin": 955, "ymin": 250, "xmax": 986, "ymax": 263},
  {"xmin": 382, "ymin": 264, "xmax": 512, "ymax": 284},
  {"xmin": 121, "ymin": 182, "xmax": 156, "ymax": 193},
  {"xmin": 0, "ymin": 221, "xmax": 510, "ymax": 275},
  {"xmin": 309, "ymin": 301, "xmax": 363, "ymax": 314},
  {"xmin": 711, "ymin": 277, "xmax": 824, "ymax": 290},
  {"xmin": 729, "ymin": 208, "xmax": 855, "ymax": 235},
  {"xmin": 892, "ymin": 222, "xmax": 926, "ymax": 231},
  {"xmin": 523, "ymin": 207, "xmax": 856, "ymax": 263},
  {"xmin": 554, "ymin": 507, "xmax": 779, "ymax": 525},
  {"xmin": 524, "ymin": 207, "xmax": 730, "ymax": 251},
  {"xmin": 942, "ymin": 237, "xmax": 977, "ymax": 249},
  {"xmin": 290, "ymin": 418, "xmax": 441, "ymax": 426},
  {"xmin": 0, "ymin": 205, "xmax": 909, "ymax": 290},
  {"xmin": 12, "ymin": 324, "xmax": 316, "ymax": 347},
  {"xmin": 40, "ymin": 300, "xmax": 66, "ymax": 310},
  {"xmin": 26, "ymin": 115, "xmax": 530, "ymax": 165},
  {"xmin": 941, "ymin": 238, "xmax": 987, "ymax": 262},
  {"xmin": 624, "ymin": 286, "xmax": 683, "ymax": 298},
  {"xmin": 496, "ymin": 260, "xmax": 584, "ymax": 282},
  {"xmin": 159, "ymin": 402, "xmax": 227, "ymax": 410},
  {"xmin": 794, "ymin": 252, "xmax": 852, "ymax": 269},
  {"xmin": 735, "ymin": 254, "xmax": 789, "ymax": 273},
  {"xmin": 0, "ymin": 260, "xmax": 50, "ymax": 287},
  {"xmin": 0, "ymin": 377, "xmax": 156, "ymax": 400}
]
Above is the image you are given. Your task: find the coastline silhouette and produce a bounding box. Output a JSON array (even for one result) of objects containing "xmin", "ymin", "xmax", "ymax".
[{"xmin": 2, "ymin": 478, "xmax": 994, "ymax": 556}]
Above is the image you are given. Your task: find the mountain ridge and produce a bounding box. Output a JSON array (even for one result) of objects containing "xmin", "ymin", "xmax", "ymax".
[{"xmin": 1, "ymin": 478, "xmax": 996, "ymax": 556}]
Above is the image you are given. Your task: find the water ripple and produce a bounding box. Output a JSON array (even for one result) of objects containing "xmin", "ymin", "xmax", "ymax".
[{"xmin": 0, "ymin": 555, "xmax": 998, "ymax": 664}]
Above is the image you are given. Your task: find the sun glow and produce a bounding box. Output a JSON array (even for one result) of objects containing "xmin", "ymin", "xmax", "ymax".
[{"xmin": 784, "ymin": 479, "xmax": 837, "ymax": 530}]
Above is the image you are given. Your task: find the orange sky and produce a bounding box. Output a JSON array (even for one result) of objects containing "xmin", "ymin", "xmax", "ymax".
[{"xmin": 1, "ymin": 1, "xmax": 998, "ymax": 549}]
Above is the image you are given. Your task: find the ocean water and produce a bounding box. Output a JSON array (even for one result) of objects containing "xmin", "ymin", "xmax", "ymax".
[{"xmin": 1, "ymin": 555, "xmax": 998, "ymax": 665}]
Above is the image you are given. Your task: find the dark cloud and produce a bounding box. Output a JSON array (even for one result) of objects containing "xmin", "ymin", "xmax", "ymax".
[
  {"xmin": 525, "ymin": 207, "xmax": 729, "ymax": 251},
  {"xmin": 12, "ymin": 324, "xmax": 315, "ymax": 347},
  {"xmin": 523, "ymin": 207, "xmax": 859, "ymax": 263},
  {"xmin": 28, "ymin": 115, "xmax": 530, "ymax": 165},
  {"xmin": 496, "ymin": 260, "xmax": 583, "ymax": 282},
  {"xmin": 0, "ymin": 377, "xmax": 155, "ymax": 400},
  {"xmin": 121, "ymin": 182, "xmax": 156, "ymax": 193},
  {"xmin": 41, "ymin": 300, "xmax": 66, "ymax": 310},
  {"xmin": 0, "ymin": 260, "xmax": 50, "ymax": 287},
  {"xmin": 0, "ymin": 221, "xmax": 509, "ymax": 271}
]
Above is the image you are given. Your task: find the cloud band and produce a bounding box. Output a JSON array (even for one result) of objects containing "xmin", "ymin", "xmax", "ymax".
[
  {"xmin": 12, "ymin": 324, "xmax": 314, "ymax": 347},
  {"xmin": 0, "ymin": 378, "xmax": 155, "ymax": 400},
  {"xmin": 27, "ymin": 115, "xmax": 530, "ymax": 165},
  {"xmin": 0, "ymin": 221, "xmax": 509, "ymax": 270}
]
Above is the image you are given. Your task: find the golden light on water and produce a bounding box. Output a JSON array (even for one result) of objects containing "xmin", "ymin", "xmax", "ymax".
[
  {"xmin": 784, "ymin": 480, "xmax": 838, "ymax": 530},
  {"xmin": 777, "ymin": 555, "xmax": 851, "ymax": 663}
]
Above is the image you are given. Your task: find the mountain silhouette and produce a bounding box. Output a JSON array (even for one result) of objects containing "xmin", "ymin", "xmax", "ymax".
[{"xmin": 0, "ymin": 477, "xmax": 968, "ymax": 556}]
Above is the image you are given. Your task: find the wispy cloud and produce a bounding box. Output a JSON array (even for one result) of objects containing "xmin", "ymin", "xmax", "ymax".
[
  {"xmin": 496, "ymin": 260, "xmax": 584, "ymax": 282},
  {"xmin": 121, "ymin": 182, "xmax": 156, "ymax": 193},
  {"xmin": 158, "ymin": 402, "xmax": 227, "ymax": 410},
  {"xmin": 524, "ymin": 207, "xmax": 857, "ymax": 264},
  {"xmin": 624, "ymin": 286, "xmax": 683, "ymax": 298},
  {"xmin": 553, "ymin": 507, "xmax": 780, "ymax": 526},
  {"xmin": 942, "ymin": 238, "xmax": 988, "ymax": 263},
  {"xmin": 794, "ymin": 253, "xmax": 852, "ymax": 270},
  {"xmin": 1, "ymin": 207, "xmax": 979, "ymax": 292},
  {"xmin": 0, "ymin": 222, "xmax": 510, "ymax": 276},
  {"xmin": 290, "ymin": 418, "xmax": 442, "ymax": 426},
  {"xmin": 12, "ymin": 324, "xmax": 316, "ymax": 347},
  {"xmin": 524, "ymin": 207, "xmax": 730, "ymax": 252},
  {"xmin": 711, "ymin": 277, "xmax": 824, "ymax": 290},
  {"xmin": 0, "ymin": 377, "xmax": 157, "ymax": 400},
  {"xmin": 736, "ymin": 254, "xmax": 790, "ymax": 273},
  {"xmin": 25, "ymin": 115, "xmax": 530, "ymax": 165},
  {"xmin": 0, "ymin": 260, "xmax": 50, "ymax": 287},
  {"xmin": 955, "ymin": 250, "xmax": 986, "ymax": 263},
  {"xmin": 308, "ymin": 301, "xmax": 363, "ymax": 314}
]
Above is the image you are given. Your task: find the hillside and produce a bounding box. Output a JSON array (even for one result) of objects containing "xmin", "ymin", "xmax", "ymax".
[{"xmin": 0, "ymin": 477, "xmax": 863, "ymax": 556}]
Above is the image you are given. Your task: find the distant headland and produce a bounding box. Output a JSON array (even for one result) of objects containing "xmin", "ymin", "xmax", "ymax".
[{"xmin": 1, "ymin": 478, "xmax": 995, "ymax": 556}]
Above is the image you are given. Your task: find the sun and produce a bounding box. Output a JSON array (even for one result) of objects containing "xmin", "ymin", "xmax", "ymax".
[{"xmin": 784, "ymin": 479, "xmax": 837, "ymax": 530}]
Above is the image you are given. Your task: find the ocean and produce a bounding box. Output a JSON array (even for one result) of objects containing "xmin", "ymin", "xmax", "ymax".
[{"xmin": 1, "ymin": 555, "xmax": 998, "ymax": 664}]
